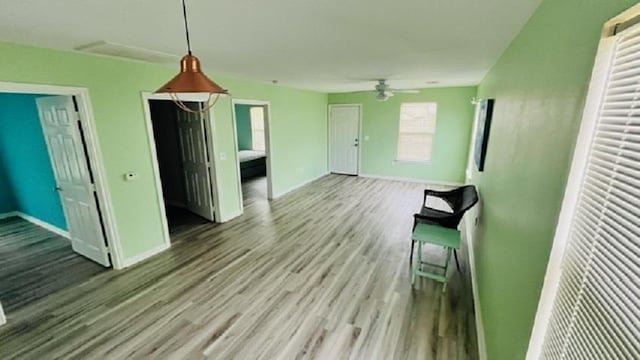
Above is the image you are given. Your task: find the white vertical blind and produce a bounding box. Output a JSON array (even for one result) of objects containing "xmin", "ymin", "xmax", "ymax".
[
  {"xmin": 396, "ymin": 102, "xmax": 437, "ymax": 162},
  {"xmin": 540, "ymin": 24, "xmax": 640, "ymax": 359},
  {"xmin": 250, "ymin": 106, "xmax": 265, "ymax": 152}
]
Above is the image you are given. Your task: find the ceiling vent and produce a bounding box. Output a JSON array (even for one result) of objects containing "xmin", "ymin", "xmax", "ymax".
[{"xmin": 75, "ymin": 41, "xmax": 179, "ymax": 64}]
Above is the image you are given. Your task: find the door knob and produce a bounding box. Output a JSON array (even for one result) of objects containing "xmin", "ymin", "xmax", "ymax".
[{"xmin": 55, "ymin": 186, "xmax": 62, "ymax": 192}]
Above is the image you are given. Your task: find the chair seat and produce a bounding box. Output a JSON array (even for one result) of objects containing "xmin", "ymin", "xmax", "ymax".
[
  {"xmin": 412, "ymin": 223, "xmax": 460, "ymax": 249},
  {"xmin": 418, "ymin": 207, "xmax": 452, "ymax": 219}
]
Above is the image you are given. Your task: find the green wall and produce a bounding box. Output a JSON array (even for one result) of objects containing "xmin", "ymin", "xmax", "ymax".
[
  {"xmin": 234, "ymin": 104, "xmax": 253, "ymax": 150},
  {"xmin": 0, "ymin": 41, "xmax": 327, "ymax": 262},
  {"xmin": 468, "ymin": 0, "xmax": 638, "ymax": 359},
  {"xmin": 329, "ymin": 87, "xmax": 477, "ymax": 184}
]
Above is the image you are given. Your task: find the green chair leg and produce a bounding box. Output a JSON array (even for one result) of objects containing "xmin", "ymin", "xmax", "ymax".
[
  {"xmin": 410, "ymin": 223, "xmax": 461, "ymax": 292},
  {"xmin": 442, "ymin": 247, "xmax": 452, "ymax": 293}
]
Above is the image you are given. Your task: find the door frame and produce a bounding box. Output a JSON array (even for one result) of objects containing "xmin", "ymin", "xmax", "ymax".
[
  {"xmin": 0, "ymin": 302, "xmax": 5, "ymax": 327},
  {"xmin": 0, "ymin": 81, "xmax": 123, "ymax": 269},
  {"xmin": 327, "ymin": 104, "xmax": 363, "ymax": 175},
  {"xmin": 140, "ymin": 92, "xmax": 223, "ymax": 244},
  {"xmin": 231, "ymin": 98, "xmax": 275, "ymax": 205}
]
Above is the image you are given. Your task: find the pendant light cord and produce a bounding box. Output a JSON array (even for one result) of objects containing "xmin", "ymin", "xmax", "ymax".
[{"xmin": 182, "ymin": 0, "xmax": 192, "ymax": 55}]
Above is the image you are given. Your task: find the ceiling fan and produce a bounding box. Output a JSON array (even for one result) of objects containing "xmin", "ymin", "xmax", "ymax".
[{"xmin": 374, "ymin": 80, "xmax": 419, "ymax": 102}]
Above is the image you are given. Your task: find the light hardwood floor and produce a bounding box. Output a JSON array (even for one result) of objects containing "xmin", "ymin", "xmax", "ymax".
[
  {"xmin": 0, "ymin": 175, "xmax": 478, "ymax": 359},
  {"xmin": 242, "ymin": 175, "xmax": 268, "ymax": 207},
  {"xmin": 0, "ymin": 217, "xmax": 107, "ymax": 313}
]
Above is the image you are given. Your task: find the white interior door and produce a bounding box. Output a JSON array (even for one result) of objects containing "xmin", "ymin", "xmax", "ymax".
[
  {"xmin": 329, "ymin": 105, "xmax": 360, "ymax": 175},
  {"xmin": 176, "ymin": 103, "xmax": 215, "ymax": 221},
  {"xmin": 36, "ymin": 96, "xmax": 110, "ymax": 267}
]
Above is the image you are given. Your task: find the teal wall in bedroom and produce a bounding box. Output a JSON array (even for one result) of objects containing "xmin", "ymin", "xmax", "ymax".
[
  {"xmin": 235, "ymin": 104, "xmax": 253, "ymax": 150},
  {"xmin": 0, "ymin": 93, "xmax": 67, "ymax": 230},
  {"xmin": 0, "ymin": 154, "xmax": 17, "ymax": 213}
]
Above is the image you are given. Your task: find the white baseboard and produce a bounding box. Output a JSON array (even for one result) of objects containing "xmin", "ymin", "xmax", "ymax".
[
  {"xmin": 358, "ymin": 173, "xmax": 464, "ymax": 187},
  {"xmin": 0, "ymin": 302, "xmax": 5, "ymax": 326},
  {"xmin": 121, "ymin": 243, "xmax": 170, "ymax": 268},
  {"xmin": 273, "ymin": 172, "xmax": 330, "ymax": 199},
  {"xmin": 5, "ymin": 211, "xmax": 70, "ymax": 239},
  {"xmin": 0, "ymin": 211, "xmax": 19, "ymax": 220},
  {"xmin": 464, "ymin": 213, "xmax": 487, "ymax": 360}
]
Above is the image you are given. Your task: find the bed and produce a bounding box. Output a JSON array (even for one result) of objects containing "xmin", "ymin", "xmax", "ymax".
[{"xmin": 238, "ymin": 150, "xmax": 266, "ymax": 180}]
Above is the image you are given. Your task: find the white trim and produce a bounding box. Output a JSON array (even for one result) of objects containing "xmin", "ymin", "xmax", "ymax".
[
  {"xmin": 464, "ymin": 211, "xmax": 487, "ymax": 360},
  {"xmin": 0, "ymin": 211, "xmax": 70, "ymax": 240},
  {"xmin": 0, "ymin": 302, "xmax": 5, "ymax": 326},
  {"xmin": 140, "ymin": 92, "xmax": 182, "ymax": 245},
  {"xmin": 0, "ymin": 81, "xmax": 124, "ymax": 270},
  {"xmin": 121, "ymin": 243, "xmax": 170, "ymax": 268},
  {"xmin": 525, "ymin": 37, "xmax": 618, "ymax": 359},
  {"xmin": 466, "ymin": 100, "xmax": 482, "ymax": 181},
  {"xmin": 231, "ymin": 98, "xmax": 275, "ymax": 204},
  {"xmin": 0, "ymin": 211, "xmax": 19, "ymax": 220},
  {"xmin": 14, "ymin": 212, "xmax": 70, "ymax": 239},
  {"xmin": 141, "ymin": 92, "xmax": 227, "ymax": 249},
  {"xmin": 358, "ymin": 173, "xmax": 464, "ymax": 187},
  {"xmin": 328, "ymin": 104, "xmax": 363, "ymax": 175},
  {"xmin": 204, "ymin": 98, "xmax": 225, "ymax": 222},
  {"xmin": 273, "ymin": 172, "xmax": 330, "ymax": 199},
  {"xmin": 229, "ymin": 102, "xmax": 245, "ymax": 213}
]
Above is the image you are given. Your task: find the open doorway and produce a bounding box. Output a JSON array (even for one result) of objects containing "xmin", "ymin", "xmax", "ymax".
[
  {"xmin": 0, "ymin": 88, "xmax": 116, "ymax": 315},
  {"xmin": 232, "ymin": 100, "xmax": 272, "ymax": 207},
  {"xmin": 147, "ymin": 99, "xmax": 217, "ymax": 235}
]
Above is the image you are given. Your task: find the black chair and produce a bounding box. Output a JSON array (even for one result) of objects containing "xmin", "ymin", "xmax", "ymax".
[{"xmin": 410, "ymin": 185, "xmax": 479, "ymax": 270}]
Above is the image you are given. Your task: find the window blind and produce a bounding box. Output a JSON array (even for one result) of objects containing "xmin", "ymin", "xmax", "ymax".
[
  {"xmin": 540, "ymin": 24, "xmax": 640, "ymax": 359},
  {"xmin": 250, "ymin": 107, "xmax": 265, "ymax": 152},
  {"xmin": 396, "ymin": 102, "xmax": 437, "ymax": 162}
]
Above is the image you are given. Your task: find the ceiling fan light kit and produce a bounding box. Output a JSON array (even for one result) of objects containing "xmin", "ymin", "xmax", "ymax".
[
  {"xmin": 156, "ymin": 0, "xmax": 228, "ymax": 113},
  {"xmin": 373, "ymin": 79, "xmax": 419, "ymax": 102}
]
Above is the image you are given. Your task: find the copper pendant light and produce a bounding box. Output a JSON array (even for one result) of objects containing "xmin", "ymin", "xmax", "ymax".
[{"xmin": 156, "ymin": 0, "xmax": 228, "ymax": 113}]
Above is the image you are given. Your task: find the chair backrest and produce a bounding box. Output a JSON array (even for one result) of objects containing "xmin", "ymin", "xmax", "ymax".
[
  {"xmin": 452, "ymin": 185, "xmax": 479, "ymax": 215},
  {"xmin": 418, "ymin": 185, "xmax": 479, "ymax": 229}
]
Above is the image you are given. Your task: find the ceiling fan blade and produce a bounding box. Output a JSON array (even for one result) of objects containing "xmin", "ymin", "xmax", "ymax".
[{"xmin": 390, "ymin": 89, "xmax": 420, "ymax": 94}]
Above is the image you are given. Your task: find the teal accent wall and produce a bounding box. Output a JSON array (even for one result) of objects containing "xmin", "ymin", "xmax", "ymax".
[
  {"xmin": 0, "ymin": 93, "xmax": 67, "ymax": 229},
  {"xmin": 329, "ymin": 87, "xmax": 477, "ymax": 183},
  {"xmin": 467, "ymin": 1, "xmax": 638, "ymax": 359},
  {"xmin": 234, "ymin": 104, "xmax": 253, "ymax": 150},
  {"xmin": 0, "ymin": 40, "xmax": 327, "ymax": 260},
  {"xmin": 0, "ymin": 154, "xmax": 17, "ymax": 214}
]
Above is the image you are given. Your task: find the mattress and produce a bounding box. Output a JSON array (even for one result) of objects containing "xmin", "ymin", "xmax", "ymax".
[{"xmin": 238, "ymin": 150, "xmax": 266, "ymax": 163}]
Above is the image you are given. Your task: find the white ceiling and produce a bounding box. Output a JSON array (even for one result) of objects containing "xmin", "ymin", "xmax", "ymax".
[{"xmin": 0, "ymin": 0, "xmax": 541, "ymax": 93}]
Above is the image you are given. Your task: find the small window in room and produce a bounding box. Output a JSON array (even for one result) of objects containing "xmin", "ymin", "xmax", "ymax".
[
  {"xmin": 396, "ymin": 102, "xmax": 437, "ymax": 162},
  {"xmin": 250, "ymin": 106, "xmax": 265, "ymax": 151}
]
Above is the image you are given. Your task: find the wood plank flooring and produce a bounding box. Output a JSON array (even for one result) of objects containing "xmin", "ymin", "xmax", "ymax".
[
  {"xmin": 0, "ymin": 175, "xmax": 478, "ymax": 359},
  {"xmin": 242, "ymin": 175, "xmax": 268, "ymax": 207},
  {"xmin": 0, "ymin": 217, "xmax": 107, "ymax": 313}
]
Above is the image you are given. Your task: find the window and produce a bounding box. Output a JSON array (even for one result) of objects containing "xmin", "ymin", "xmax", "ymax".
[
  {"xmin": 532, "ymin": 21, "xmax": 640, "ymax": 359},
  {"xmin": 250, "ymin": 106, "xmax": 265, "ymax": 152},
  {"xmin": 396, "ymin": 102, "xmax": 437, "ymax": 162}
]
